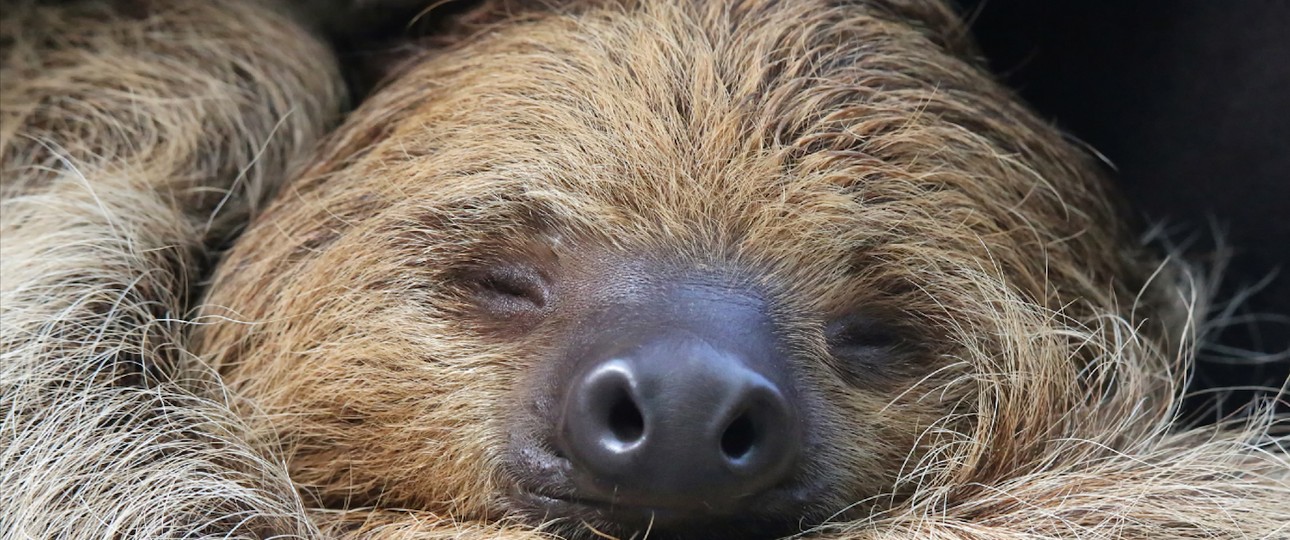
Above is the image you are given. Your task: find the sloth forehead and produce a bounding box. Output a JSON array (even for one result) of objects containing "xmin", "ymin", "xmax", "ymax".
[
  {"xmin": 295, "ymin": 0, "xmax": 1104, "ymax": 311},
  {"xmin": 365, "ymin": 70, "xmax": 1004, "ymax": 244},
  {"xmin": 350, "ymin": 5, "xmax": 1059, "ymax": 243}
]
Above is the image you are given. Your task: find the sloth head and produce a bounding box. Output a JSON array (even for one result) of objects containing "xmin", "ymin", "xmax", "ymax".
[{"xmin": 196, "ymin": 1, "xmax": 1169, "ymax": 538}]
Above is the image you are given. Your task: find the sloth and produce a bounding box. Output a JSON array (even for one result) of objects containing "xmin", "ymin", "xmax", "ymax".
[{"xmin": 2, "ymin": 0, "xmax": 1286, "ymax": 539}]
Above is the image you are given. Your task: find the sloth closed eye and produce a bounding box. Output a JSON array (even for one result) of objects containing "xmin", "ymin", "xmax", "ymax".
[
  {"xmin": 827, "ymin": 314, "xmax": 904, "ymax": 353},
  {"xmin": 470, "ymin": 264, "xmax": 551, "ymax": 317}
]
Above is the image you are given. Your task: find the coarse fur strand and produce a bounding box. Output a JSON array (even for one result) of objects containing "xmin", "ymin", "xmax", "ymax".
[
  {"xmin": 1, "ymin": 0, "xmax": 345, "ymax": 537},
  {"xmin": 3, "ymin": 1, "xmax": 1288, "ymax": 540}
]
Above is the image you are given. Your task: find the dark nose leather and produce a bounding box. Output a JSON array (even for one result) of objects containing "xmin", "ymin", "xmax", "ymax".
[
  {"xmin": 555, "ymin": 283, "xmax": 802, "ymax": 513},
  {"xmin": 558, "ymin": 337, "xmax": 799, "ymax": 509}
]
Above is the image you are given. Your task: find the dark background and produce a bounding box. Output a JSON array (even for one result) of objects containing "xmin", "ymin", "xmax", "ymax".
[{"xmin": 958, "ymin": 0, "xmax": 1290, "ymax": 420}]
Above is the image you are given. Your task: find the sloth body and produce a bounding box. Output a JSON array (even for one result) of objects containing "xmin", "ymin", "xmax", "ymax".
[{"xmin": 2, "ymin": 0, "xmax": 1287, "ymax": 539}]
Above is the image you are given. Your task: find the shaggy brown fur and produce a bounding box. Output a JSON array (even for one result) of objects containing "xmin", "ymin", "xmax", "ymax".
[
  {"xmin": 4, "ymin": 0, "xmax": 1287, "ymax": 539},
  {"xmin": 1, "ymin": 0, "xmax": 344, "ymax": 537}
]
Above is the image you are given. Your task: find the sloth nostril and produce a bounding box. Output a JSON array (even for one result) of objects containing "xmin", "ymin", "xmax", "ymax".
[
  {"xmin": 721, "ymin": 413, "xmax": 757, "ymax": 461},
  {"xmin": 607, "ymin": 390, "xmax": 645, "ymax": 444}
]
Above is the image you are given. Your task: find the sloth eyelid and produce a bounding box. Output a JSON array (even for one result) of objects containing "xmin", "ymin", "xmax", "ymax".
[
  {"xmin": 823, "ymin": 314, "xmax": 912, "ymax": 387},
  {"xmin": 470, "ymin": 264, "xmax": 551, "ymax": 316},
  {"xmin": 825, "ymin": 314, "xmax": 903, "ymax": 359}
]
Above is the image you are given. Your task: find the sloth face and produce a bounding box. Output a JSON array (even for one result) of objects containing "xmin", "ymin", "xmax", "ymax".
[{"xmin": 196, "ymin": 1, "xmax": 1145, "ymax": 538}]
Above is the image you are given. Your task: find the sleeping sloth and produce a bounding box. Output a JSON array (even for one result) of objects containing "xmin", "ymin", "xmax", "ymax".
[{"xmin": 2, "ymin": 0, "xmax": 1286, "ymax": 538}]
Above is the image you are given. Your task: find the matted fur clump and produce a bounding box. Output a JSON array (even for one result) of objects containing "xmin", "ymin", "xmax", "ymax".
[
  {"xmin": 2, "ymin": 0, "xmax": 1287, "ymax": 539},
  {"xmin": 0, "ymin": 0, "xmax": 345, "ymax": 536}
]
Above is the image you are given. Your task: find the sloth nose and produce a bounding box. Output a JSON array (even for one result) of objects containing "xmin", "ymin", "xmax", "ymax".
[{"xmin": 557, "ymin": 334, "xmax": 801, "ymax": 511}]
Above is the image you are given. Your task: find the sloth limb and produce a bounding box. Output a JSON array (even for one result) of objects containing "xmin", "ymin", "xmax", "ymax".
[{"xmin": 0, "ymin": 0, "xmax": 344, "ymax": 537}]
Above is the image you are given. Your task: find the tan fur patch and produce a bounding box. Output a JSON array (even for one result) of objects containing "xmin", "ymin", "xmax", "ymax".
[{"xmin": 4, "ymin": 0, "xmax": 1286, "ymax": 538}]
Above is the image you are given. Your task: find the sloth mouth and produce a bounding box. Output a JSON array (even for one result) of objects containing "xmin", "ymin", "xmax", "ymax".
[
  {"xmin": 514, "ymin": 486, "xmax": 738, "ymax": 520},
  {"xmin": 505, "ymin": 410, "xmax": 825, "ymax": 538},
  {"xmin": 509, "ymin": 487, "xmax": 805, "ymax": 540},
  {"xmin": 504, "ymin": 444, "xmax": 824, "ymax": 540}
]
